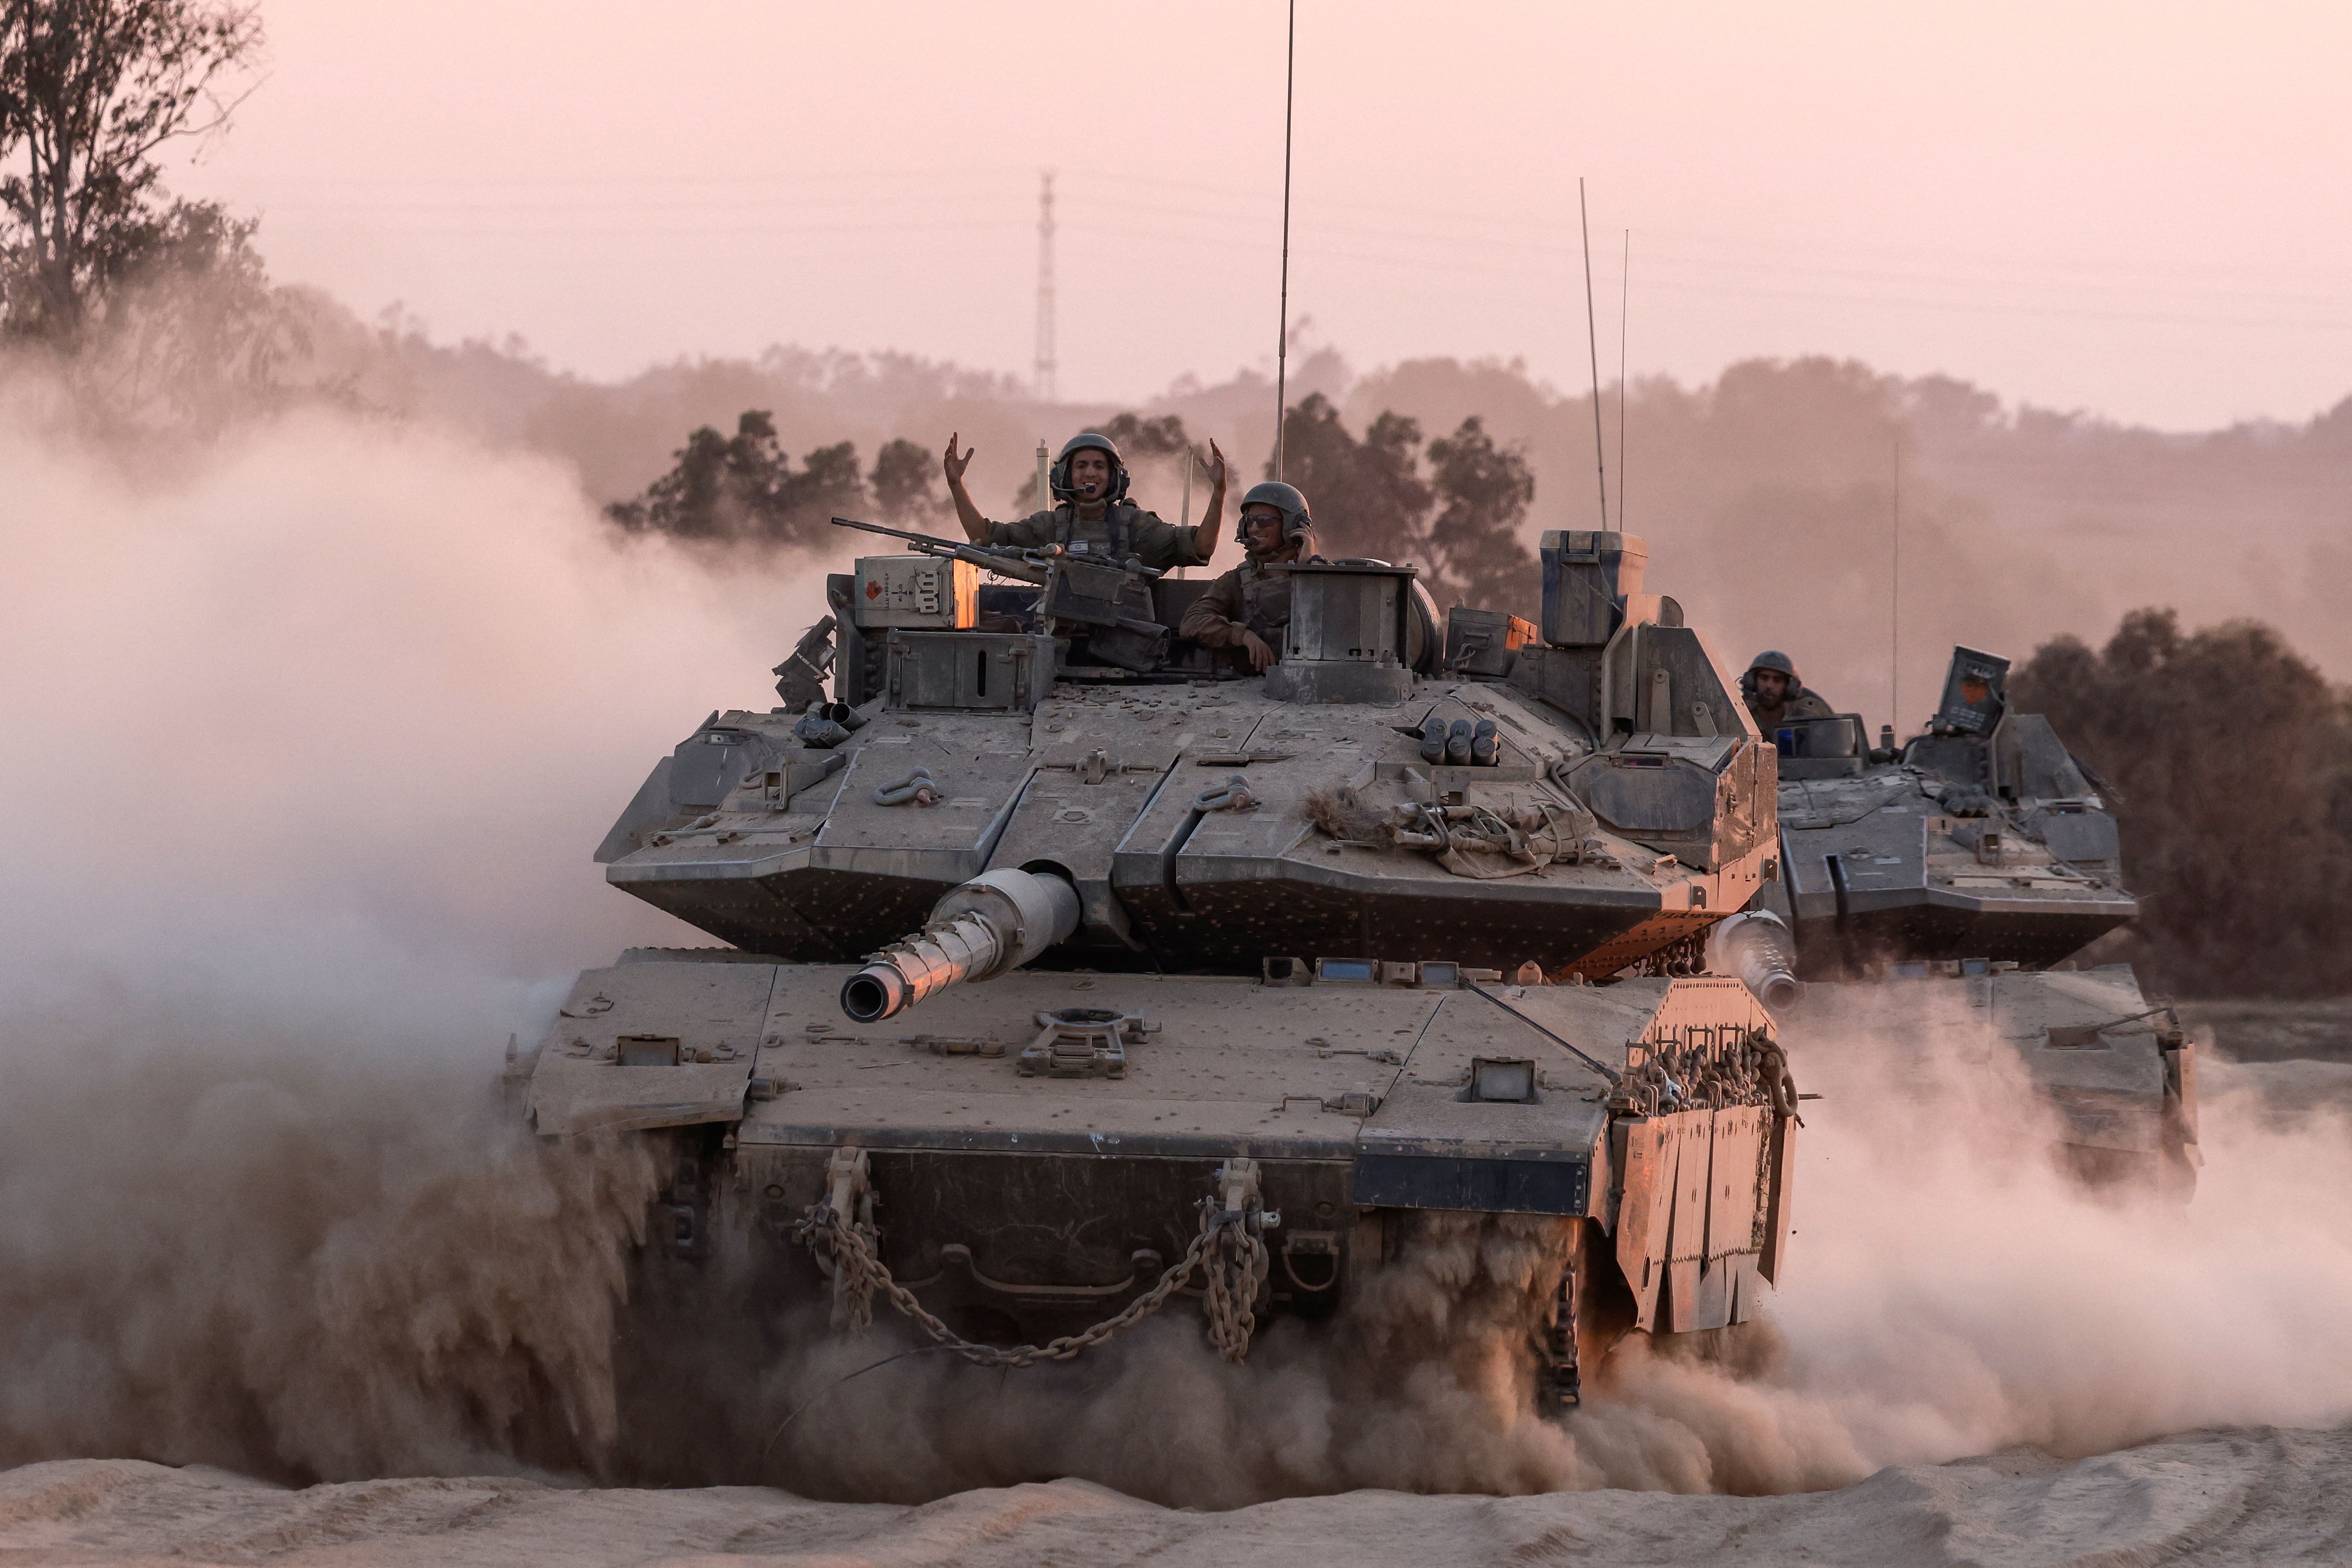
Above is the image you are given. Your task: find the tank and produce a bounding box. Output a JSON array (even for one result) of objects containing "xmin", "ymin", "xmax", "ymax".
[
  {"xmin": 513, "ymin": 521, "xmax": 1803, "ymax": 1419},
  {"xmin": 1758, "ymin": 645, "xmax": 2200, "ymax": 1190}
]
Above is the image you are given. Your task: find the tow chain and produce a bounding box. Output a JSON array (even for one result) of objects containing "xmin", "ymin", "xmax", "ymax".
[
  {"xmin": 792, "ymin": 1156, "xmax": 1273, "ymax": 1368},
  {"xmin": 1200, "ymin": 1205, "xmax": 1270, "ymax": 1362}
]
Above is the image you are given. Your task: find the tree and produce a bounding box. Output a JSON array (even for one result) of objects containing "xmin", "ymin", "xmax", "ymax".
[
  {"xmin": 1422, "ymin": 415, "xmax": 1536, "ymax": 611},
  {"xmin": 83, "ymin": 195, "xmax": 305, "ymax": 425},
  {"xmin": 793, "ymin": 439, "xmax": 865, "ymax": 533},
  {"xmin": 0, "ymin": 0, "xmax": 266, "ymax": 345},
  {"xmin": 605, "ymin": 410, "xmax": 872, "ymax": 547},
  {"xmin": 1276, "ymin": 393, "xmax": 1428, "ymax": 564},
  {"xmin": 2009, "ymin": 609, "xmax": 2352, "ymax": 996},
  {"xmin": 1096, "ymin": 410, "xmax": 1188, "ymax": 459},
  {"xmin": 1271, "ymin": 394, "xmax": 1533, "ymax": 611},
  {"xmin": 868, "ymin": 436, "xmax": 944, "ymax": 526}
]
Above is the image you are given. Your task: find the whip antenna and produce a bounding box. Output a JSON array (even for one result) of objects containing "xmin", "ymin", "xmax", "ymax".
[
  {"xmin": 1619, "ymin": 227, "xmax": 1629, "ymax": 531},
  {"xmin": 1890, "ymin": 437, "xmax": 1902, "ymax": 732},
  {"xmin": 1579, "ymin": 178, "xmax": 1608, "ymax": 529},
  {"xmin": 1274, "ymin": 0, "xmax": 1297, "ymax": 479}
]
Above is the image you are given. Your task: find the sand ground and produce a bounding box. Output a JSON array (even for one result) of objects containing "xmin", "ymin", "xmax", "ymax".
[{"xmin": 5, "ymin": 1426, "xmax": 2350, "ymax": 1567}]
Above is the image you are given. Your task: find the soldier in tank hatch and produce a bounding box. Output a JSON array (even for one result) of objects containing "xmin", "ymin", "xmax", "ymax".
[
  {"xmin": 1180, "ymin": 481, "xmax": 1325, "ymax": 673},
  {"xmin": 1741, "ymin": 650, "xmax": 1837, "ymax": 731},
  {"xmin": 942, "ymin": 430, "xmax": 1227, "ymax": 573}
]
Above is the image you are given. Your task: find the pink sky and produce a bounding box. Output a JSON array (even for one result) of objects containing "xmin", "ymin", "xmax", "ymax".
[{"xmin": 175, "ymin": 0, "xmax": 2351, "ymax": 428}]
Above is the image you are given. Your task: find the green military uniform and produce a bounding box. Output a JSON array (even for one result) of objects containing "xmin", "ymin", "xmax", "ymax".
[
  {"xmin": 986, "ymin": 502, "xmax": 1206, "ymax": 573},
  {"xmin": 1746, "ymin": 685, "xmax": 1837, "ymax": 730},
  {"xmin": 1179, "ymin": 554, "xmax": 1296, "ymax": 654},
  {"xmin": 1184, "ymin": 480, "xmax": 1319, "ymax": 668}
]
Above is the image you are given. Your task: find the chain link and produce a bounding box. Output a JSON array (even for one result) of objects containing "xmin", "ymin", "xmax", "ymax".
[
  {"xmin": 794, "ymin": 1202, "xmax": 1270, "ymax": 1368},
  {"xmin": 1200, "ymin": 1210, "xmax": 1269, "ymax": 1362},
  {"xmin": 1616, "ymin": 1024, "xmax": 1798, "ymax": 1118}
]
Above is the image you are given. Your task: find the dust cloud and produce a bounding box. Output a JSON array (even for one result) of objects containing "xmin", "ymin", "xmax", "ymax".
[
  {"xmin": 2, "ymin": 377, "xmax": 2349, "ymax": 1516},
  {"xmin": 0, "ymin": 382, "xmax": 811, "ymax": 1480},
  {"xmin": 1762, "ymin": 998, "xmax": 2352, "ymax": 1465}
]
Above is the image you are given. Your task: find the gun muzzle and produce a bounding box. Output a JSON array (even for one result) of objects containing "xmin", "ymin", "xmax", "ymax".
[
  {"xmin": 839, "ymin": 868, "xmax": 1083, "ymax": 1023},
  {"xmin": 1706, "ymin": 910, "xmax": 1804, "ymax": 1012}
]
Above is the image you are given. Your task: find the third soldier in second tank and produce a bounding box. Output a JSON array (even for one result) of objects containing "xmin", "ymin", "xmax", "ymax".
[
  {"xmin": 1179, "ymin": 481, "xmax": 1323, "ymax": 671},
  {"xmin": 1742, "ymin": 650, "xmax": 1837, "ymax": 732}
]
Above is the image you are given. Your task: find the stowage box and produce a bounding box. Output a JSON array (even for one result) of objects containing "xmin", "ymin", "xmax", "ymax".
[
  {"xmin": 1540, "ymin": 531, "xmax": 1646, "ymax": 647},
  {"xmin": 854, "ymin": 555, "xmax": 978, "ymax": 629}
]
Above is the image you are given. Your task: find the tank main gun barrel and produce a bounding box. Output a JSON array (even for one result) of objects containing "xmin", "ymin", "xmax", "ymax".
[
  {"xmin": 828, "ymin": 515, "xmax": 1054, "ymax": 586},
  {"xmin": 839, "ymin": 868, "xmax": 1082, "ymax": 1023},
  {"xmin": 1706, "ymin": 911, "xmax": 1804, "ymax": 1012}
]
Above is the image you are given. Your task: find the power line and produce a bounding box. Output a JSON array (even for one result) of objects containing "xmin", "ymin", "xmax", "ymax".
[{"xmin": 224, "ymin": 166, "xmax": 2352, "ymax": 297}]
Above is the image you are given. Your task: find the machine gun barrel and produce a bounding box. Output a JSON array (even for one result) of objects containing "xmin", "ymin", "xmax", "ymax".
[
  {"xmin": 839, "ymin": 868, "xmax": 1082, "ymax": 1023},
  {"xmin": 828, "ymin": 516, "xmax": 1052, "ymax": 585}
]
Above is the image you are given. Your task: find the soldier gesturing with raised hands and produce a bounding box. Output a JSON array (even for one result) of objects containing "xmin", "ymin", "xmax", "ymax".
[{"xmin": 942, "ymin": 430, "xmax": 1225, "ymax": 573}]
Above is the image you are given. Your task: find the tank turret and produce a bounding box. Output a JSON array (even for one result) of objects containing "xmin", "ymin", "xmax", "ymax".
[
  {"xmin": 593, "ymin": 525, "xmax": 1781, "ymax": 994},
  {"xmin": 1765, "ymin": 646, "xmax": 2134, "ymax": 974},
  {"xmin": 1760, "ymin": 644, "xmax": 2195, "ymax": 1192}
]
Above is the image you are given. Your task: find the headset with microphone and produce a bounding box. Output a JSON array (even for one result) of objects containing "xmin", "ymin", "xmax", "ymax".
[{"xmin": 1048, "ymin": 432, "xmax": 1131, "ymax": 505}]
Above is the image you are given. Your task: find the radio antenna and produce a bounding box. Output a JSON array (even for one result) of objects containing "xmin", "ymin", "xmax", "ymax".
[
  {"xmin": 1890, "ymin": 437, "xmax": 1903, "ymax": 731},
  {"xmin": 1618, "ymin": 227, "xmax": 1629, "ymax": 531},
  {"xmin": 1273, "ymin": 0, "xmax": 1297, "ymax": 480},
  {"xmin": 1578, "ymin": 178, "xmax": 1608, "ymax": 529}
]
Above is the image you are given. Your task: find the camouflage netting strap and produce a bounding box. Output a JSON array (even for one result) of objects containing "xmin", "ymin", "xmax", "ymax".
[{"xmin": 794, "ymin": 1203, "xmax": 1268, "ymax": 1368}]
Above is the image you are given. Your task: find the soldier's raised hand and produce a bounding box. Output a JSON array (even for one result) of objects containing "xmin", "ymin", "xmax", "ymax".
[
  {"xmin": 1198, "ymin": 438, "xmax": 1230, "ymax": 491},
  {"xmin": 943, "ymin": 433, "xmax": 975, "ymax": 487}
]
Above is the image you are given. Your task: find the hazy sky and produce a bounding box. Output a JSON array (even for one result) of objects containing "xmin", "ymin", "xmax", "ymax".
[{"xmin": 174, "ymin": 0, "xmax": 2352, "ymax": 429}]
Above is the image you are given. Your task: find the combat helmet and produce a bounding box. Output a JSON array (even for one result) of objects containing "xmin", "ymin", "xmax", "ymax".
[
  {"xmin": 1742, "ymin": 649, "xmax": 1800, "ymax": 701},
  {"xmin": 1235, "ymin": 479, "xmax": 1313, "ymax": 551},
  {"xmin": 1049, "ymin": 432, "xmax": 1131, "ymax": 505}
]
